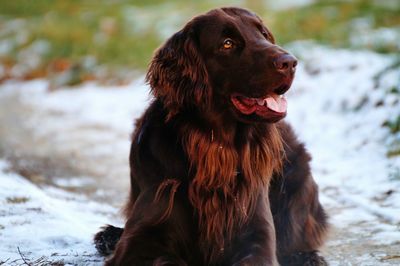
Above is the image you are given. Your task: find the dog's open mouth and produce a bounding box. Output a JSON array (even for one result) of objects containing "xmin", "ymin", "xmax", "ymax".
[
  {"xmin": 231, "ymin": 93, "xmax": 287, "ymax": 114},
  {"xmin": 231, "ymin": 89, "xmax": 288, "ymax": 120}
]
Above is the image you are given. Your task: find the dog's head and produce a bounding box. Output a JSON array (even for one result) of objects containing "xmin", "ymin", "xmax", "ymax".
[{"xmin": 147, "ymin": 7, "xmax": 297, "ymax": 123}]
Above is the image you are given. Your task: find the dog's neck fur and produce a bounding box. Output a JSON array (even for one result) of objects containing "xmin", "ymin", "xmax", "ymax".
[{"xmin": 180, "ymin": 113, "xmax": 284, "ymax": 262}]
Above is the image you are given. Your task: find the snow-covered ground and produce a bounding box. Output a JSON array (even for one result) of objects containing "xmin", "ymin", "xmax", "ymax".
[{"xmin": 0, "ymin": 44, "xmax": 399, "ymax": 265}]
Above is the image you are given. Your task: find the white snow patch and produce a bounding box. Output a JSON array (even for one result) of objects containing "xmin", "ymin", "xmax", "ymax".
[{"xmin": 0, "ymin": 160, "xmax": 121, "ymax": 265}]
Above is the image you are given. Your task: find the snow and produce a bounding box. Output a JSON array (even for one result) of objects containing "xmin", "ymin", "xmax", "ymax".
[
  {"xmin": 0, "ymin": 43, "xmax": 399, "ymax": 265},
  {"xmin": 0, "ymin": 160, "xmax": 120, "ymax": 265},
  {"xmin": 350, "ymin": 24, "xmax": 400, "ymax": 51}
]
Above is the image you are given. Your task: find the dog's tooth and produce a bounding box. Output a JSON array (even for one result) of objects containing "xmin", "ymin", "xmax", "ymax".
[{"xmin": 256, "ymin": 99, "xmax": 265, "ymax": 106}]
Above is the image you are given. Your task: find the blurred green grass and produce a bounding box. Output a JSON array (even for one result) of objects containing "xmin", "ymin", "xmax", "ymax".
[{"xmin": 0, "ymin": 0, "xmax": 399, "ymax": 82}]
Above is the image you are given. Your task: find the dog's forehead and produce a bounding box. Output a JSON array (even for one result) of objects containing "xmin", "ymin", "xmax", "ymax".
[{"xmin": 192, "ymin": 8, "xmax": 270, "ymax": 40}]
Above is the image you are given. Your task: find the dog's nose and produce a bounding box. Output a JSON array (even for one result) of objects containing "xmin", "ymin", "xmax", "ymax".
[{"xmin": 273, "ymin": 54, "xmax": 298, "ymax": 75}]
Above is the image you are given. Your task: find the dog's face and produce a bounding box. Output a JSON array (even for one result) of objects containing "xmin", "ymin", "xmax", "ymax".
[
  {"xmin": 196, "ymin": 8, "xmax": 297, "ymax": 123},
  {"xmin": 147, "ymin": 7, "xmax": 297, "ymax": 123}
]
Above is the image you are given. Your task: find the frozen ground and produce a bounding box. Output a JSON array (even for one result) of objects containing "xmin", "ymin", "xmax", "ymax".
[{"xmin": 0, "ymin": 44, "xmax": 399, "ymax": 265}]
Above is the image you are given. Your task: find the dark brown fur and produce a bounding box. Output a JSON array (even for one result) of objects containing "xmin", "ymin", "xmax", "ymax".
[
  {"xmin": 184, "ymin": 122, "xmax": 283, "ymax": 261},
  {"xmin": 94, "ymin": 7, "xmax": 328, "ymax": 266}
]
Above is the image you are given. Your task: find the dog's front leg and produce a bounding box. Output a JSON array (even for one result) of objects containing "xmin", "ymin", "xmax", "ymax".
[
  {"xmin": 230, "ymin": 190, "xmax": 279, "ymax": 266},
  {"xmin": 105, "ymin": 182, "xmax": 191, "ymax": 266}
]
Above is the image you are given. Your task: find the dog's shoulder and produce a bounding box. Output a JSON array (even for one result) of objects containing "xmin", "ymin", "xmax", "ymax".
[
  {"xmin": 130, "ymin": 99, "xmax": 189, "ymax": 184},
  {"xmin": 278, "ymin": 121, "xmax": 310, "ymax": 159}
]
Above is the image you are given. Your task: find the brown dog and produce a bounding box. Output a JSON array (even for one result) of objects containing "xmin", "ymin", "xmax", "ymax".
[{"xmin": 94, "ymin": 7, "xmax": 328, "ymax": 266}]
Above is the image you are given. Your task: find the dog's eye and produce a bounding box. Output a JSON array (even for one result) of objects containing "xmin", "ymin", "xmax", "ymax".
[
  {"xmin": 223, "ymin": 39, "xmax": 234, "ymax": 49},
  {"xmin": 262, "ymin": 30, "xmax": 269, "ymax": 39}
]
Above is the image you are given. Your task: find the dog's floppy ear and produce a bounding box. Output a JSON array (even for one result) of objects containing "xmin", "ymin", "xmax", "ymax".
[{"xmin": 146, "ymin": 19, "xmax": 210, "ymax": 118}]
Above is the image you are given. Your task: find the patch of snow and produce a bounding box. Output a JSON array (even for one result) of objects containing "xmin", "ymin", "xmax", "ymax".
[
  {"xmin": 0, "ymin": 39, "xmax": 14, "ymax": 56},
  {"xmin": 53, "ymin": 176, "xmax": 96, "ymax": 188},
  {"xmin": 351, "ymin": 26, "xmax": 400, "ymax": 50},
  {"xmin": 0, "ymin": 160, "xmax": 121, "ymax": 265}
]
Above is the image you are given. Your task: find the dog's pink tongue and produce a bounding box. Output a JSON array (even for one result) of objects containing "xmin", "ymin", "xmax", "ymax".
[{"xmin": 265, "ymin": 95, "xmax": 287, "ymax": 113}]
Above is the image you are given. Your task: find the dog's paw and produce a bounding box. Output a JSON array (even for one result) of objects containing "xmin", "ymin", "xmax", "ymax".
[
  {"xmin": 94, "ymin": 225, "xmax": 124, "ymax": 256},
  {"xmin": 232, "ymin": 254, "xmax": 279, "ymax": 266},
  {"xmin": 280, "ymin": 251, "xmax": 328, "ymax": 266},
  {"xmin": 153, "ymin": 256, "xmax": 187, "ymax": 266},
  {"xmin": 302, "ymin": 252, "xmax": 328, "ymax": 266}
]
